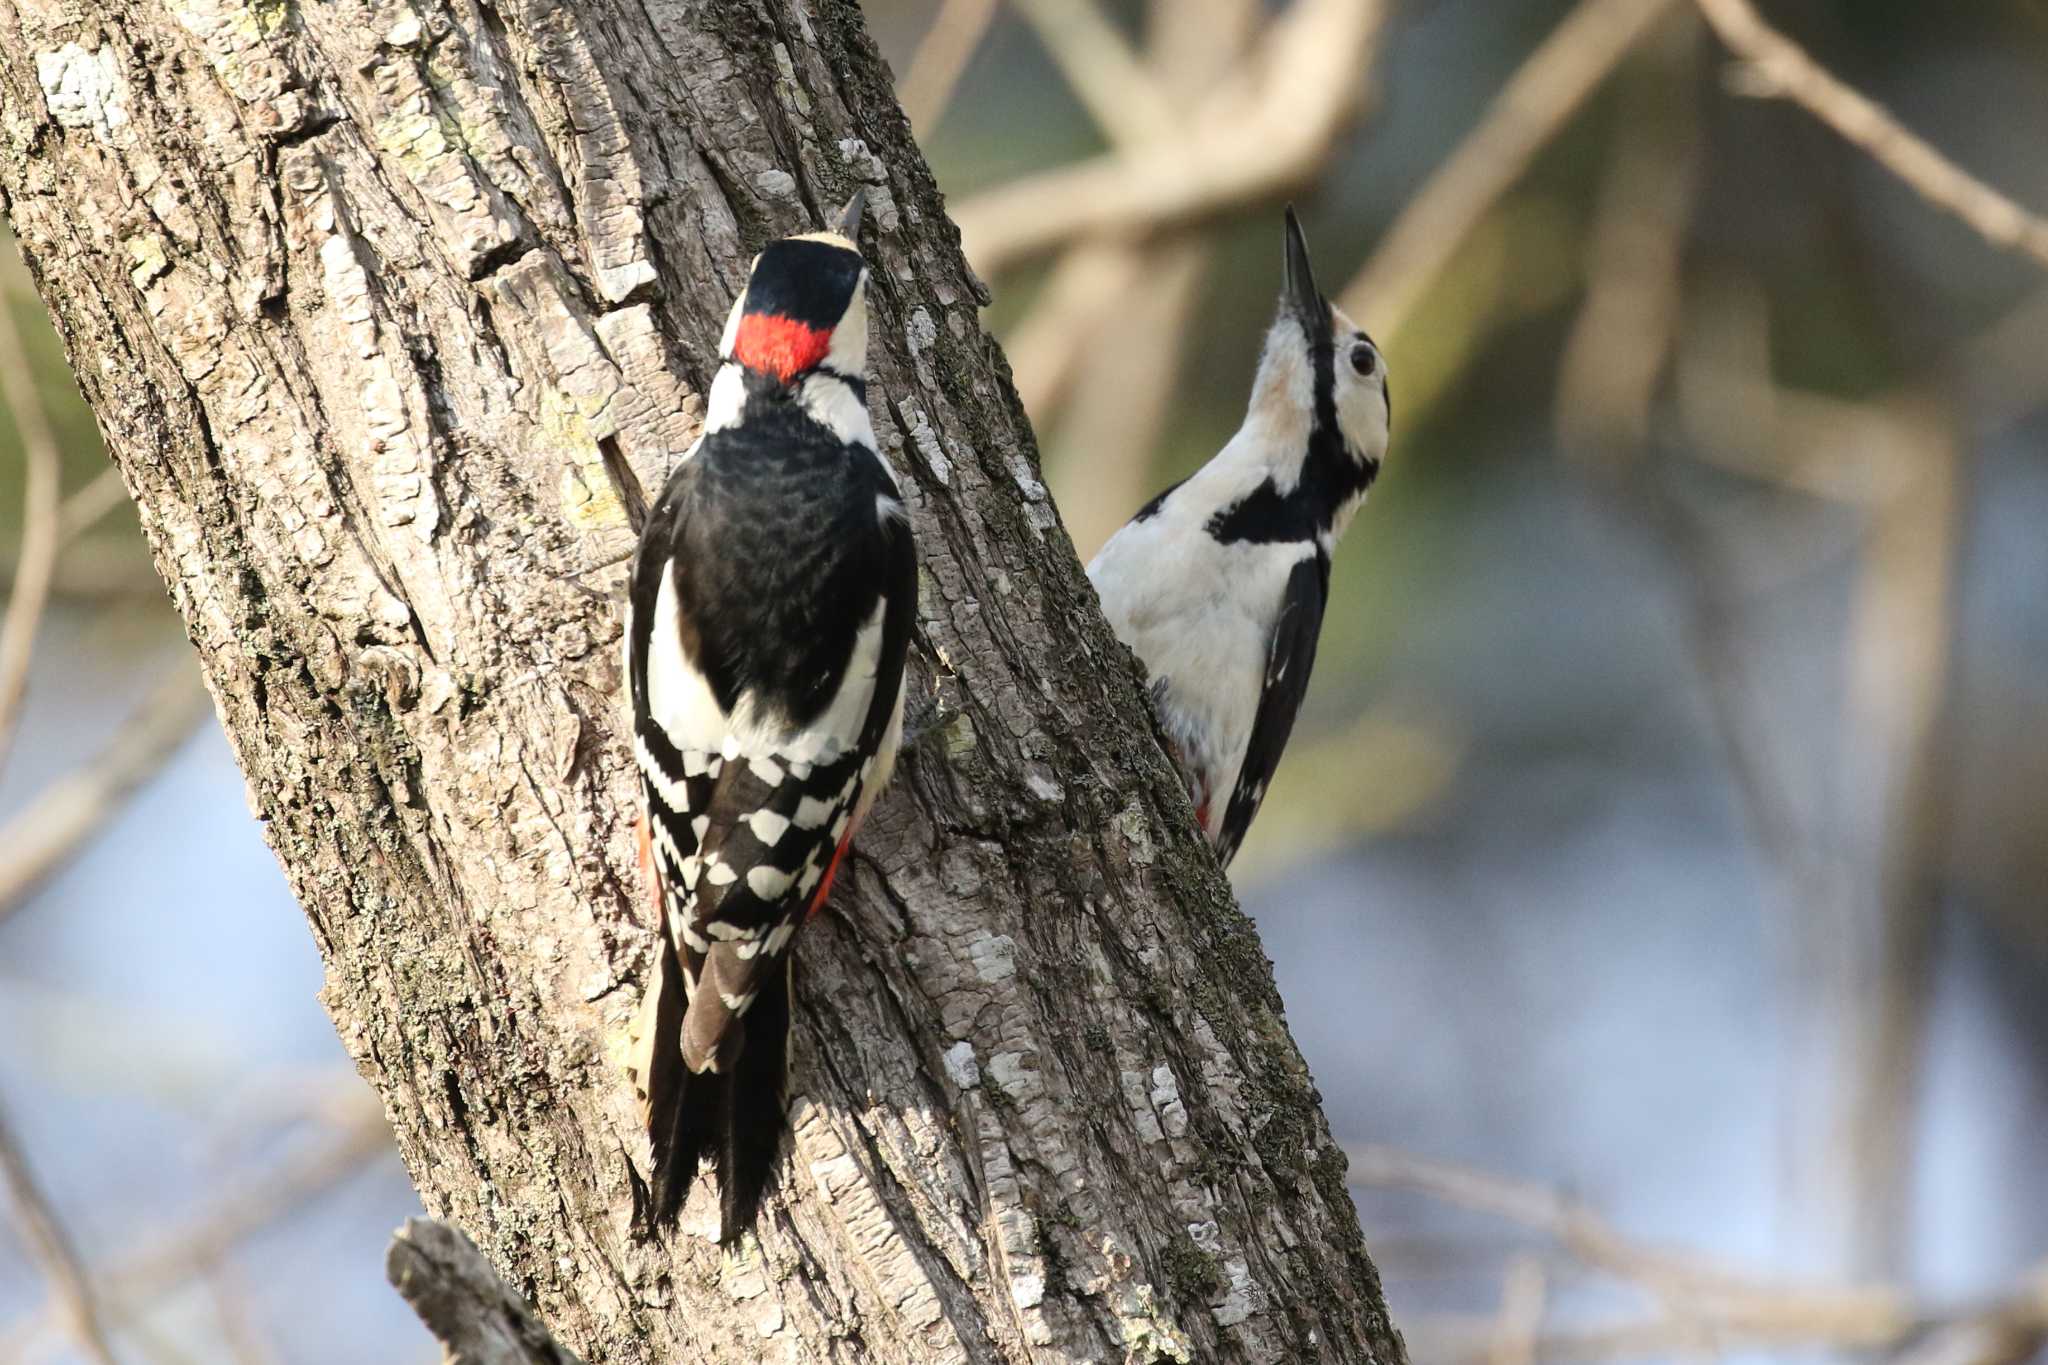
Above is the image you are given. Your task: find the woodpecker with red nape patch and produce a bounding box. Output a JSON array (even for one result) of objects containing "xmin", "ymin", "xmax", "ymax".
[
  {"xmin": 1087, "ymin": 207, "xmax": 1390, "ymax": 867},
  {"xmin": 624, "ymin": 191, "xmax": 916, "ymax": 1241}
]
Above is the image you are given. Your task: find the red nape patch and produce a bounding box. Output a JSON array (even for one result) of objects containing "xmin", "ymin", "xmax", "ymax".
[{"xmin": 733, "ymin": 312, "xmax": 831, "ymax": 382}]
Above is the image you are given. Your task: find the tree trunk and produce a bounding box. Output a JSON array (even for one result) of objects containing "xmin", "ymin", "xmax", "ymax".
[{"xmin": 0, "ymin": 1, "xmax": 1405, "ymax": 1359}]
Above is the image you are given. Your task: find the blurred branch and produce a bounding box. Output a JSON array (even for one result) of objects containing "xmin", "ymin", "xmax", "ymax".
[
  {"xmin": 1555, "ymin": 15, "xmax": 1701, "ymax": 464},
  {"xmin": 1041, "ymin": 235, "xmax": 1209, "ymax": 558},
  {"xmin": 1693, "ymin": 0, "xmax": 2048, "ymax": 271},
  {"xmin": 1003, "ymin": 245, "xmax": 1151, "ymax": 417},
  {"xmin": 0, "ymin": 1094, "xmax": 120, "ymax": 1365},
  {"xmin": 1955, "ymin": 287, "xmax": 2048, "ymax": 433},
  {"xmin": 388, "ymin": 1218, "xmax": 583, "ymax": 1365},
  {"xmin": 896, "ymin": 0, "xmax": 999, "ymax": 137},
  {"xmin": 1836, "ymin": 394, "xmax": 1961, "ymax": 1275},
  {"xmin": 1012, "ymin": 0, "xmax": 1257, "ymax": 554},
  {"xmin": 952, "ymin": 0, "xmax": 1385, "ymax": 275},
  {"xmin": 1011, "ymin": 0, "xmax": 1177, "ymax": 146},
  {"xmin": 1345, "ymin": 1143, "xmax": 1843, "ymax": 1307},
  {"xmin": 1341, "ymin": 0, "xmax": 1679, "ymax": 338},
  {"xmin": 1486, "ymin": 1257, "xmax": 1547, "ymax": 1365},
  {"xmin": 57, "ymin": 467, "xmax": 129, "ymax": 542},
  {"xmin": 205, "ymin": 1259, "xmax": 283, "ymax": 1365},
  {"xmin": 1352, "ymin": 1144, "xmax": 2048, "ymax": 1365},
  {"xmin": 0, "ymin": 284, "xmax": 65, "ymax": 775},
  {"xmin": 1, "ymin": 1101, "xmax": 393, "ymax": 1360},
  {"xmin": 0, "ymin": 664, "xmax": 211, "ymax": 925}
]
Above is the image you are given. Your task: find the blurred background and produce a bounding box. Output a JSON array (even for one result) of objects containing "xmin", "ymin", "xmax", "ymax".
[{"xmin": 4, "ymin": 0, "xmax": 2047, "ymax": 1360}]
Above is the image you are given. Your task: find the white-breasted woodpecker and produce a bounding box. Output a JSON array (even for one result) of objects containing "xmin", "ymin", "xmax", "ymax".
[
  {"xmin": 624, "ymin": 191, "xmax": 916, "ymax": 1241},
  {"xmin": 1087, "ymin": 207, "xmax": 1390, "ymax": 867}
]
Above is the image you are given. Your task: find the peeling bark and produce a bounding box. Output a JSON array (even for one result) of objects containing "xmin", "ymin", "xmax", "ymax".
[{"xmin": 0, "ymin": 1, "xmax": 1406, "ymax": 1360}]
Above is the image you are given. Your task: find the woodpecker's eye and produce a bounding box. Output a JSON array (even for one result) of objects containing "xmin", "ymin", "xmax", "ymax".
[{"xmin": 1350, "ymin": 343, "xmax": 1377, "ymax": 377}]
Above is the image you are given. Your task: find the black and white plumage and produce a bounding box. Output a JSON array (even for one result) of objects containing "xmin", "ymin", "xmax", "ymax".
[
  {"xmin": 1088, "ymin": 208, "xmax": 1390, "ymax": 867},
  {"xmin": 624, "ymin": 192, "xmax": 916, "ymax": 1242}
]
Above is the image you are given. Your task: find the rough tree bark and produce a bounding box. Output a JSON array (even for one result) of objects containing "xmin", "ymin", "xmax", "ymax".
[{"xmin": 0, "ymin": 1, "xmax": 1406, "ymax": 1360}]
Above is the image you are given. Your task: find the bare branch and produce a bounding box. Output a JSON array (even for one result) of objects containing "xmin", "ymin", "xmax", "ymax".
[
  {"xmin": 389, "ymin": 1219, "xmax": 584, "ymax": 1365},
  {"xmin": 1, "ymin": 1106, "xmax": 391, "ymax": 1360},
  {"xmin": 1485, "ymin": 1257, "xmax": 1547, "ymax": 1365},
  {"xmin": 1012, "ymin": 0, "xmax": 1178, "ymax": 147},
  {"xmin": 0, "ymin": 276, "xmax": 65, "ymax": 773},
  {"xmin": 1555, "ymin": 15, "xmax": 1702, "ymax": 464},
  {"xmin": 0, "ymin": 1094, "xmax": 120, "ymax": 1365},
  {"xmin": 896, "ymin": 0, "xmax": 1000, "ymax": 138},
  {"xmin": 952, "ymin": 0, "xmax": 1385, "ymax": 274},
  {"xmin": 1040, "ymin": 236, "xmax": 1209, "ymax": 559},
  {"xmin": 0, "ymin": 665, "xmax": 211, "ymax": 925},
  {"xmin": 56, "ymin": 467, "xmax": 129, "ymax": 543},
  {"xmin": 1340, "ymin": 0, "xmax": 1679, "ymax": 337},
  {"xmin": 1693, "ymin": 0, "xmax": 2048, "ymax": 271}
]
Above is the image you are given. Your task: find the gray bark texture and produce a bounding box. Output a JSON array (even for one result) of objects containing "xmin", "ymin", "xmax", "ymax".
[{"xmin": 0, "ymin": 1, "xmax": 1407, "ymax": 1360}]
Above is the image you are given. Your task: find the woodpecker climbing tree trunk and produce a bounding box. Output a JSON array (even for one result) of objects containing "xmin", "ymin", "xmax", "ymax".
[{"xmin": 0, "ymin": 2, "xmax": 1405, "ymax": 1360}]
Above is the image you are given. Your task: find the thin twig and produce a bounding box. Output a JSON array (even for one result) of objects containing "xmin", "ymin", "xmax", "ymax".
[
  {"xmin": 952, "ymin": 0, "xmax": 1384, "ymax": 274},
  {"xmin": 0, "ymin": 1094, "xmax": 121, "ymax": 1365},
  {"xmin": 896, "ymin": 0, "xmax": 1000, "ymax": 138},
  {"xmin": 1340, "ymin": 0, "xmax": 1679, "ymax": 337},
  {"xmin": 0, "ymin": 664, "xmax": 212, "ymax": 924},
  {"xmin": 1343, "ymin": 1143, "xmax": 1902, "ymax": 1319},
  {"xmin": 1350, "ymin": 1146, "xmax": 2048, "ymax": 1365},
  {"xmin": 1693, "ymin": 0, "xmax": 2048, "ymax": 271},
  {"xmin": 0, "ymin": 280, "xmax": 66, "ymax": 775}
]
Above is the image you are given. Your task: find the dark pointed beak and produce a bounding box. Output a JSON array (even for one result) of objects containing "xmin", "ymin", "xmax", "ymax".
[
  {"xmin": 1282, "ymin": 205, "xmax": 1330, "ymax": 342},
  {"xmin": 832, "ymin": 188, "xmax": 867, "ymax": 242}
]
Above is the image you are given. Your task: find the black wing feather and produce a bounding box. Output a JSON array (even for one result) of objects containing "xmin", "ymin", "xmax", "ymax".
[{"xmin": 1214, "ymin": 552, "xmax": 1328, "ymax": 866}]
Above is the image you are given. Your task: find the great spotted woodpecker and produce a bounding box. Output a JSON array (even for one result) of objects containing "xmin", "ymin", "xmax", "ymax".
[
  {"xmin": 624, "ymin": 191, "xmax": 916, "ymax": 1241},
  {"xmin": 1087, "ymin": 208, "xmax": 1390, "ymax": 867}
]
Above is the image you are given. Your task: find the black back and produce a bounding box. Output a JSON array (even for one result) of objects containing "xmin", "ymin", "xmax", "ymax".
[{"xmin": 629, "ymin": 400, "xmax": 901, "ymax": 736}]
